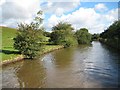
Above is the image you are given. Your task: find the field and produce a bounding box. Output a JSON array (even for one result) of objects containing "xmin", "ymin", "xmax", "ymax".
[
  {"xmin": 0, "ymin": 26, "xmax": 19, "ymax": 61},
  {"xmin": 0, "ymin": 26, "xmax": 62, "ymax": 61}
]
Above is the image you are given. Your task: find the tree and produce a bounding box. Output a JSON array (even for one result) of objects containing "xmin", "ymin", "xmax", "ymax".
[
  {"xmin": 75, "ymin": 28, "xmax": 92, "ymax": 44},
  {"xmin": 50, "ymin": 22, "xmax": 78, "ymax": 47},
  {"xmin": 43, "ymin": 31, "xmax": 51, "ymax": 37},
  {"xmin": 14, "ymin": 11, "xmax": 45, "ymax": 59},
  {"xmin": 100, "ymin": 20, "xmax": 120, "ymax": 50},
  {"xmin": 92, "ymin": 34, "xmax": 100, "ymax": 41}
]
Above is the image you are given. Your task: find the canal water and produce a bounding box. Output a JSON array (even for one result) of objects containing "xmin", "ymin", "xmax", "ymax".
[{"xmin": 2, "ymin": 41, "xmax": 120, "ymax": 88}]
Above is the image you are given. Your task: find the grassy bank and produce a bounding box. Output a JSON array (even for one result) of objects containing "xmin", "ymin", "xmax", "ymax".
[
  {"xmin": 0, "ymin": 26, "xmax": 19, "ymax": 61},
  {"xmin": 1, "ymin": 26, "xmax": 63, "ymax": 65},
  {"xmin": 2, "ymin": 45, "xmax": 63, "ymax": 65},
  {"xmin": 41, "ymin": 45, "xmax": 63, "ymax": 54}
]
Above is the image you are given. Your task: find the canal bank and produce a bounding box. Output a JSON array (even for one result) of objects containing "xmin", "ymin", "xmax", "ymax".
[
  {"xmin": 99, "ymin": 38, "xmax": 120, "ymax": 51},
  {"xmin": 1, "ymin": 45, "xmax": 64, "ymax": 66},
  {"xmin": 2, "ymin": 41, "xmax": 120, "ymax": 88}
]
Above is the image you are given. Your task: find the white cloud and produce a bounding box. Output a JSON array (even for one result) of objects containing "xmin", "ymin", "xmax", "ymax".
[
  {"xmin": 41, "ymin": 0, "xmax": 81, "ymax": 16},
  {"xmin": 0, "ymin": 0, "xmax": 6, "ymax": 6},
  {"xmin": 46, "ymin": 7, "xmax": 118, "ymax": 34},
  {"xmin": 55, "ymin": 8, "xmax": 64, "ymax": 16},
  {"xmin": 1, "ymin": 0, "xmax": 81, "ymax": 27},
  {"xmin": 94, "ymin": 3, "xmax": 108, "ymax": 12},
  {"xmin": 48, "ymin": 15, "xmax": 59, "ymax": 27},
  {"xmin": 0, "ymin": 1, "xmax": 118, "ymax": 34},
  {"xmin": 0, "ymin": 0, "xmax": 41, "ymax": 27},
  {"xmin": 47, "ymin": 1, "xmax": 53, "ymax": 7}
]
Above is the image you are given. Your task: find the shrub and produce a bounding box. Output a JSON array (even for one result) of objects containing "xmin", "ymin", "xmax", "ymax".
[{"xmin": 14, "ymin": 11, "xmax": 45, "ymax": 59}]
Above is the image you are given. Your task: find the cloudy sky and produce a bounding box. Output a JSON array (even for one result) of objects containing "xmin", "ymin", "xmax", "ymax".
[{"xmin": 0, "ymin": 0, "xmax": 119, "ymax": 33}]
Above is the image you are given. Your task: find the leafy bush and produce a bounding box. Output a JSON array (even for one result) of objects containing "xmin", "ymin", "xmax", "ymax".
[
  {"xmin": 14, "ymin": 11, "xmax": 45, "ymax": 59},
  {"xmin": 50, "ymin": 22, "xmax": 78, "ymax": 47},
  {"xmin": 75, "ymin": 28, "xmax": 92, "ymax": 44},
  {"xmin": 63, "ymin": 37, "xmax": 78, "ymax": 48}
]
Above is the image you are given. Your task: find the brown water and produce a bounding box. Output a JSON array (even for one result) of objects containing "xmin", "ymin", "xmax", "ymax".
[{"xmin": 2, "ymin": 41, "xmax": 120, "ymax": 88}]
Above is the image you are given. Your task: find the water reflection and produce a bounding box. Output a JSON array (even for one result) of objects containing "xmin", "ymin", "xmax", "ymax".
[
  {"xmin": 83, "ymin": 42, "xmax": 119, "ymax": 87},
  {"xmin": 2, "ymin": 62, "xmax": 24, "ymax": 88},
  {"xmin": 16, "ymin": 59, "xmax": 46, "ymax": 88},
  {"xmin": 40, "ymin": 48, "xmax": 76, "ymax": 88},
  {"xmin": 53, "ymin": 47, "xmax": 75, "ymax": 69},
  {"xmin": 2, "ymin": 41, "xmax": 120, "ymax": 88}
]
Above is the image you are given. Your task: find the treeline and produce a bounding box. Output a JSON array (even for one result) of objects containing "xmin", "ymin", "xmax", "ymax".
[
  {"xmin": 14, "ymin": 11, "xmax": 92, "ymax": 59},
  {"xmin": 100, "ymin": 20, "xmax": 120, "ymax": 50},
  {"xmin": 49, "ymin": 22, "xmax": 92, "ymax": 47}
]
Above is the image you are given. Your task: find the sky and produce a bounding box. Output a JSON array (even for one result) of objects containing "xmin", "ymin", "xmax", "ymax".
[{"xmin": 0, "ymin": 0, "xmax": 119, "ymax": 34}]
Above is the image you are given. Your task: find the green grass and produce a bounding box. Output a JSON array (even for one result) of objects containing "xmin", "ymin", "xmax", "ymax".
[
  {"xmin": 1, "ymin": 27, "xmax": 17, "ymax": 49},
  {"xmin": 0, "ymin": 26, "xmax": 63, "ymax": 62},
  {"xmin": 0, "ymin": 26, "xmax": 20, "ymax": 61},
  {"xmin": 41, "ymin": 45, "xmax": 63, "ymax": 54}
]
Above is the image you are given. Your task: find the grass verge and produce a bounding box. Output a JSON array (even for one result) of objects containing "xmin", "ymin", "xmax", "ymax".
[{"xmin": 1, "ymin": 26, "xmax": 63, "ymax": 65}]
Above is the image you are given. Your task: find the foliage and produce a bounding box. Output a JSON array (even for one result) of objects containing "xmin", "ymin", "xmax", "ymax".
[
  {"xmin": 75, "ymin": 28, "xmax": 92, "ymax": 44},
  {"xmin": 1, "ymin": 26, "xmax": 63, "ymax": 61},
  {"xmin": 50, "ymin": 22, "xmax": 78, "ymax": 47},
  {"xmin": 43, "ymin": 31, "xmax": 51, "ymax": 37},
  {"xmin": 63, "ymin": 36, "xmax": 78, "ymax": 48},
  {"xmin": 100, "ymin": 20, "xmax": 120, "ymax": 50},
  {"xmin": 14, "ymin": 11, "xmax": 45, "ymax": 59},
  {"xmin": 100, "ymin": 20, "xmax": 120, "ymax": 39},
  {"xmin": 52, "ymin": 22, "xmax": 74, "ymax": 31},
  {"xmin": 92, "ymin": 34, "xmax": 100, "ymax": 41}
]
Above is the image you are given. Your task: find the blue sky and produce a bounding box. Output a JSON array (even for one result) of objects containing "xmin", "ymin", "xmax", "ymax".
[
  {"xmin": 44, "ymin": 2, "xmax": 118, "ymax": 19},
  {"xmin": 0, "ymin": 0, "xmax": 119, "ymax": 33},
  {"xmin": 80, "ymin": 2, "xmax": 118, "ymax": 9},
  {"xmin": 41, "ymin": 1, "xmax": 118, "ymax": 33}
]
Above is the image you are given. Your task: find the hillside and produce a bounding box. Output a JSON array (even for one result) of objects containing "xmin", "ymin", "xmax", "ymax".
[
  {"xmin": 0, "ymin": 26, "xmax": 62, "ymax": 61},
  {"xmin": 1, "ymin": 26, "xmax": 17, "ymax": 50},
  {"xmin": 0, "ymin": 26, "xmax": 19, "ymax": 60}
]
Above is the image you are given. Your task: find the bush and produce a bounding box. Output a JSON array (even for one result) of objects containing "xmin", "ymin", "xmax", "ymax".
[
  {"xmin": 75, "ymin": 28, "xmax": 92, "ymax": 44},
  {"xmin": 14, "ymin": 11, "xmax": 45, "ymax": 59},
  {"xmin": 50, "ymin": 22, "xmax": 78, "ymax": 47},
  {"xmin": 63, "ymin": 37, "xmax": 78, "ymax": 48}
]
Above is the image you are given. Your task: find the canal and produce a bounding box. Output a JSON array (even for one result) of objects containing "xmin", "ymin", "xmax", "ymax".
[{"xmin": 2, "ymin": 41, "xmax": 120, "ymax": 88}]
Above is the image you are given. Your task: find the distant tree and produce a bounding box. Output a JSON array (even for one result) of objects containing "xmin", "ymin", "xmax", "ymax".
[
  {"xmin": 50, "ymin": 22, "xmax": 78, "ymax": 47},
  {"xmin": 92, "ymin": 34, "xmax": 100, "ymax": 41},
  {"xmin": 75, "ymin": 28, "xmax": 92, "ymax": 44},
  {"xmin": 14, "ymin": 11, "xmax": 45, "ymax": 59},
  {"xmin": 43, "ymin": 31, "xmax": 51, "ymax": 37}
]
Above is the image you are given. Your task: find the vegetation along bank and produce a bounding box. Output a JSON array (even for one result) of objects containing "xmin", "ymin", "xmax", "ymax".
[{"xmin": 100, "ymin": 20, "xmax": 120, "ymax": 50}]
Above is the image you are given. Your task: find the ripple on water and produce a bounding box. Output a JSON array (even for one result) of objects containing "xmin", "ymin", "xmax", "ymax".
[
  {"xmin": 2, "ymin": 41, "xmax": 120, "ymax": 88},
  {"xmin": 2, "ymin": 69, "xmax": 20, "ymax": 88}
]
